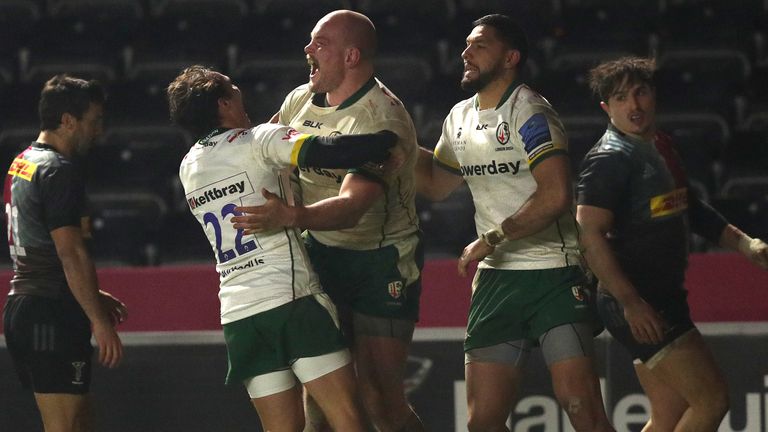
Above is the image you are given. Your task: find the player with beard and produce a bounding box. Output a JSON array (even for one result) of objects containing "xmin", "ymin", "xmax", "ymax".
[{"xmin": 415, "ymin": 15, "xmax": 614, "ymax": 432}]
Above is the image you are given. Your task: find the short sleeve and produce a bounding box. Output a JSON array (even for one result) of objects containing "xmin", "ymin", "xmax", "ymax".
[
  {"xmin": 433, "ymin": 117, "xmax": 462, "ymax": 175},
  {"xmin": 576, "ymin": 149, "xmax": 631, "ymax": 212},
  {"xmin": 514, "ymin": 96, "xmax": 568, "ymax": 170},
  {"xmin": 39, "ymin": 162, "xmax": 85, "ymax": 231}
]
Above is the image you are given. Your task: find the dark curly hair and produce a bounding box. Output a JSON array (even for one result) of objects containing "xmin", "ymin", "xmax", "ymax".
[
  {"xmin": 39, "ymin": 74, "xmax": 105, "ymax": 131},
  {"xmin": 167, "ymin": 65, "xmax": 229, "ymax": 139},
  {"xmin": 588, "ymin": 57, "xmax": 656, "ymax": 102}
]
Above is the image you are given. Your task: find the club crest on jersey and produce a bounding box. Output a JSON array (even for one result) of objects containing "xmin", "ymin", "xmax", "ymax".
[
  {"xmin": 71, "ymin": 361, "xmax": 86, "ymax": 385},
  {"xmin": 496, "ymin": 122, "xmax": 510, "ymax": 145},
  {"xmin": 388, "ymin": 281, "xmax": 404, "ymax": 299},
  {"xmin": 329, "ymin": 130, "xmax": 342, "ymax": 137}
]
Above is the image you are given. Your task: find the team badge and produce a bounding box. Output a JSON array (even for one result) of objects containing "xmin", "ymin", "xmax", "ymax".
[
  {"xmin": 329, "ymin": 130, "xmax": 342, "ymax": 137},
  {"xmin": 71, "ymin": 361, "xmax": 86, "ymax": 385},
  {"xmin": 388, "ymin": 281, "xmax": 404, "ymax": 299},
  {"xmin": 496, "ymin": 122, "xmax": 510, "ymax": 145},
  {"xmin": 571, "ymin": 286, "xmax": 585, "ymax": 302}
]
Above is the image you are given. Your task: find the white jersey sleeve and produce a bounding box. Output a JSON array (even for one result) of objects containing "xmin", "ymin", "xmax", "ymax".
[
  {"xmin": 512, "ymin": 92, "xmax": 569, "ymax": 169},
  {"xmin": 249, "ymin": 123, "xmax": 314, "ymax": 169},
  {"xmin": 433, "ymin": 116, "xmax": 462, "ymax": 175}
]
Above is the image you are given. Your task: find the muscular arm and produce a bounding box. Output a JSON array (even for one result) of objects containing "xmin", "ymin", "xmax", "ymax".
[
  {"xmin": 576, "ymin": 205, "xmax": 666, "ymax": 344},
  {"xmin": 457, "ymin": 155, "xmax": 574, "ymax": 275},
  {"xmin": 291, "ymin": 174, "xmax": 383, "ymax": 231},
  {"xmin": 499, "ymin": 155, "xmax": 572, "ymax": 241},
  {"xmin": 415, "ymin": 147, "xmax": 464, "ymax": 201},
  {"xmin": 689, "ymin": 192, "xmax": 768, "ymax": 269},
  {"xmin": 234, "ymin": 174, "xmax": 384, "ymax": 233},
  {"xmin": 718, "ymin": 224, "xmax": 768, "ymax": 269},
  {"xmin": 51, "ymin": 226, "xmax": 123, "ymax": 367}
]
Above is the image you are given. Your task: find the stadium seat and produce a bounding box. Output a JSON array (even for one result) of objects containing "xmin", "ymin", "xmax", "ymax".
[
  {"xmin": 232, "ymin": 57, "xmax": 308, "ymax": 122},
  {"xmin": 418, "ymin": 183, "xmax": 477, "ymax": 257},
  {"xmin": 374, "ymin": 56, "xmax": 433, "ymax": 108},
  {"xmin": 720, "ymin": 130, "xmax": 768, "ymax": 181},
  {"xmin": 656, "ymin": 49, "xmax": 751, "ymax": 116},
  {"xmin": 657, "ymin": 0, "xmax": 765, "ymax": 52},
  {"xmin": 357, "ymin": 0, "xmax": 455, "ymax": 54},
  {"xmin": 0, "ymin": 0, "xmax": 42, "ymax": 55},
  {"xmin": 88, "ymin": 191, "xmax": 168, "ymax": 265},
  {"xmin": 84, "ymin": 125, "xmax": 192, "ymax": 205},
  {"xmin": 148, "ymin": 0, "xmax": 248, "ymax": 48},
  {"xmin": 247, "ymin": 0, "xmax": 350, "ymax": 54},
  {"xmin": 46, "ymin": 0, "xmax": 144, "ymax": 52},
  {"xmin": 553, "ymin": 0, "xmax": 657, "ymax": 52},
  {"xmin": 656, "ymin": 112, "xmax": 730, "ymax": 194},
  {"xmin": 540, "ymin": 50, "xmax": 631, "ymax": 114},
  {"xmin": 20, "ymin": 51, "xmax": 118, "ymax": 85},
  {"xmin": 560, "ymin": 114, "xmax": 606, "ymax": 174},
  {"xmin": 0, "ymin": 127, "xmax": 38, "ymax": 172}
]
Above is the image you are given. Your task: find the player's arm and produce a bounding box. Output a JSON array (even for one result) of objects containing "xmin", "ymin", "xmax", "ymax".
[
  {"xmin": 688, "ymin": 193, "xmax": 768, "ymax": 270},
  {"xmin": 457, "ymin": 155, "xmax": 573, "ymax": 275},
  {"xmin": 297, "ymin": 130, "xmax": 397, "ymax": 169},
  {"xmin": 576, "ymin": 204, "xmax": 667, "ymax": 344},
  {"xmin": 291, "ymin": 174, "xmax": 383, "ymax": 231},
  {"xmin": 51, "ymin": 226, "xmax": 123, "ymax": 368},
  {"xmin": 415, "ymin": 147, "xmax": 464, "ymax": 201},
  {"xmin": 236, "ymin": 174, "xmax": 383, "ymax": 233},
  {"xmin": 231, "ymin": 130, "xmax": 396, "ymax": 233}
]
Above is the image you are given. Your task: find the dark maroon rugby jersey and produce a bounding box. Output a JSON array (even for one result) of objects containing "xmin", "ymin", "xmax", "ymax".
[
  {"xmin": 576, "ymin": 124, "xmax": 726, "ymax": 298},
  {"xmin": 4, "ymin": 142, "xmax": 85, "ymax": 299}
]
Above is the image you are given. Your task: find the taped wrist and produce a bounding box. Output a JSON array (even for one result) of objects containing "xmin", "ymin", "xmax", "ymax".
[
  {"xmin": 480, "ymin": 225, "xmax": 506, "ymax": 247},
  {"xmin": 738, "ymin": 235, "xmax": 766, "ymax": 256}
]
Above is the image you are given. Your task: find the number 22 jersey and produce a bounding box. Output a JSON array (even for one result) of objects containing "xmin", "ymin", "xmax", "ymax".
[{"xmin": 179, "ymin": 124, "xmax": 321, "ymax": 324}]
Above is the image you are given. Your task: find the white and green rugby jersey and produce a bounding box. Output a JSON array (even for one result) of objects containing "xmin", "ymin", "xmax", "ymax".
[
  {"xmin": 279, "ymin": 77, "xmax": 419, "ymax": 250},
  {"xmin": 434, "ymin": 83, "xmax": 580, "ymax": 270},
  {"xmin": 179, "ymin": 124, "xmax": 322, "ymax": 324}
]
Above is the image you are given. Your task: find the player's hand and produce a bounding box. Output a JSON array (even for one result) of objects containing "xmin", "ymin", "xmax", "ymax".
[
  {"xmin": 457, "ymin": 238, "xmax": 494, "ymax": 277},
  {"xmin": 92, "ymin": 320, "xmax": 123, "ymax": 368},
  {"xmin": 742, "ymin": 237, "xmax": 768, "ymax": 270},
  {"xmin": 623, "ymin": 299, "xmax": 667, "ymax": 345},
  {"xmin": 232, "ymin": 189, "xmax": 295, "ymax": 234},
  {"xmin": 99, "ymin": 290, "xmax": 127, "ymax": 326}
]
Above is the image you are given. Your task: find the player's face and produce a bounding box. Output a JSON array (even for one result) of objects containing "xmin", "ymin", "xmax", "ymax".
[
  {"xmin": 461, "ymin": 25, "xmax": 508, "ymax": 93},
  {"xmin": 304, "ymin": 18, "xmax": 346, "ymax": 94},
  {"xmin": 221, "ymin": 74, "xmax": 251, "ymax": 128},
  {"xmin": 72, "ymin": 102, "xmax": 104, "ymax": 155},
  {"xmin": 602, "ymin": 80, "xmax": 657, "ymax": 140}
]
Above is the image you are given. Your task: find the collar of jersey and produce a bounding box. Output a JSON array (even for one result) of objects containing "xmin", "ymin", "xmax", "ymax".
[
  {"xmin": 197, "ymin": 127, "xmax": 229, "ymax": 145},
  {"xmin": 473, "ymin": 80, "xmax": 520, "ymax": 111},
  {"xmin": 32, "ymin": 141, "xmax": 57, "ymax": 152},
  {"xmin": 312, "ymin": 76, "xmax": 376, "ymax": 110}
]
